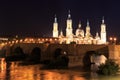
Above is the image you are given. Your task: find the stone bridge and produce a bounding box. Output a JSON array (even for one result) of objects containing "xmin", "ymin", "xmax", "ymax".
[{"xmin": 1, "ymin": 43, "xmax": 120, "ymax": 66}]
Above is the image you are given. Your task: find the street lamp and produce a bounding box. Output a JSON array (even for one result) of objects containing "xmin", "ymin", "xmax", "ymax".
[
  {"xmin": 109, "ymin": 37, "xmax": 117, "ymax": 44},
  {"xmin": 113, "ymin": 37, "xmax": 117, "ymax": 44},
  {"xmin": 109, "ymin": 37, "xmax": 113, "ymax": 44}
]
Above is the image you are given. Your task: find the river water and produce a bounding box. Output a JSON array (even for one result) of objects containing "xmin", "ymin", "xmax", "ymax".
[{"xmin": 0, "ymin": 58, "xmax": 120, "ymax": 80}]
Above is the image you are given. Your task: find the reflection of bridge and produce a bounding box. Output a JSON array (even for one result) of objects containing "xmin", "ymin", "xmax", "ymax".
[{"xmin": 1, "ymin": 38, "xmax": 120, "ymax": 66}]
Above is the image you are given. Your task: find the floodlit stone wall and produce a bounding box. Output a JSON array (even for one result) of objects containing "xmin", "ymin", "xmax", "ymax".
[
  {"xmin": 5, "ymin": 43, "xmax": 120, "ymax": 65},
  {"xmin": 108, "ymin": 45, "xmax": 120, "ymax": 65}
]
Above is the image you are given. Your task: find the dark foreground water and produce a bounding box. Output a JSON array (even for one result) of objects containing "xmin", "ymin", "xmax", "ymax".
[{"xmin": 0, "ymin": 58, "xmax": 120, "ymax": 80}]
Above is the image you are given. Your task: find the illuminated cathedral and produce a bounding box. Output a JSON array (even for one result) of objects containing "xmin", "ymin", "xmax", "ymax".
[{"xmin": 53, "ymin": 11, "xmax": 107, "ymax": 44}]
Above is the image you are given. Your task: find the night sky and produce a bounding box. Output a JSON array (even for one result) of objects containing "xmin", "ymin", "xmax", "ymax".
[{"xmin": 0, "ymin": 0, "xmax": 120, "ymax": 40}]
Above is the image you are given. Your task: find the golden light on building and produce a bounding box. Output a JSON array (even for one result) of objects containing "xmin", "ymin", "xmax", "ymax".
[
  {"xmin": 42, "ymin": 39, "xmax": 44, "ymax": 41},
  {"xmin": 45, "ymin": 38, "xmax": 48, "ymax": 41},
  {"xmin": 50, "ymin": 38, "xmax": 52, "ymax": 41},
  {"xmin": 20, "ymin": 39, "xmax": 23, "ymax": 43},
  {"xmin": 52, "ymin": 12, "xmax": 107, "ymax": 44},
  {"xmin": 31, "ymin": 38, "xmax": 33, "ymax": 41},
  {"xmin": 24, "ymin": 38, "xmax": 28, "ymax": 42},
  {"xmin": 12, "ymin": 41, "xmax": 15, "ymax": 44},
  {"xmin": 38, "ymin": 38, "xmax": 40, "ymax": 41},
  {"xmin": 55, "ymin": 38, "xmax": 57, "ymax": 41},
  {"xmin": 16, "ymin": 40, "xmax": 18, "ymax": 43}
]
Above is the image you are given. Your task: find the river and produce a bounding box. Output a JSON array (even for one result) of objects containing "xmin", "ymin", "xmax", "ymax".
[{"xmin": 0, "ymin": 58, "xmax": 120, "ymax": 80}]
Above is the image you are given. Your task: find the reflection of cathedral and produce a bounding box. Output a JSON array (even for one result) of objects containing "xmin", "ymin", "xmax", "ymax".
[{"xmin": 53, "ymin": 11, "xmax": 107, "ymax": 44}]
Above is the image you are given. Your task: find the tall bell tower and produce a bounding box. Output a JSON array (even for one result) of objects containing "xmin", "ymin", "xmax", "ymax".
[
  {"xmin": 85, "ymin": 20, "xmax": 91, "ymax": 38},
  {"xmin": 100, "ymin": 17, "xmax": 106, "ymax": 44},
  {"xmin": 66, "ymin": 10, "xmax": 73, "ymax": 37},
  {"xmin": 53, "ymin": 15, "xmax": 58, "ymax": 37}
]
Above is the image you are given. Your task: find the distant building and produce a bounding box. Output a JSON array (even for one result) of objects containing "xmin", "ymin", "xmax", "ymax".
[
  {"xmin": 0, "ymin": 38, "xmax": 8, "ymax": 41},
  {"xmin": 0, "ymin": 11, "xmax": 107, "ymax": 45},
  {"xmin": 53, "ymin": 11, "xmax": 107, "ymax": 44}
]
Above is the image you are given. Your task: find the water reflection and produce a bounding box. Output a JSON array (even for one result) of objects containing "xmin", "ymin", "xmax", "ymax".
[
  {"xmin": 0, "ymin": 58, "xmax": 120, "ymax": 80},
  {"xmin": 0, "ymin": 58, "xmax": 6, "ymax": 71},
  {"xmin": 0, "ymin": 58, "xmax": 6, "ymax": 80}
]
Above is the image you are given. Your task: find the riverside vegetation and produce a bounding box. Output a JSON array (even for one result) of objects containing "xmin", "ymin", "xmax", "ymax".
[{"xmin": 97, "ymin": 59, "xmax": 119, "ymax": 75}]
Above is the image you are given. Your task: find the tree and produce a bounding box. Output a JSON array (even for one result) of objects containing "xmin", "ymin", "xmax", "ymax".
[{"xmin": 97, "ymin": 59, "xmax": 119, "ymax": 75}]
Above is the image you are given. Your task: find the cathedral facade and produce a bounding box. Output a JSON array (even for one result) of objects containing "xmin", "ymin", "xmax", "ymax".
[{"xmin": 53, "ymin": 11, "xmax": 107, "ymax": 44}]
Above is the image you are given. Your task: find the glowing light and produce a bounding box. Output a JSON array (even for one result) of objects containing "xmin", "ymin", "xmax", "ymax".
[
  {"xmin": 109, "ymin": 37, "xmax": 117, "ymax": 44},
  {"xmin": 45, "ymin": 39, "xmax": 48, "ymax": 41},
  {"xmin": 114, "ymin": 37, "xmax": 117, "ymax": 41},
  {"xmin": 42, "ymin": 39, "xmax": 44, "ymax": 41},
  {"xmin": 24, "ymin": 38, "xmax": 28, "ymax": 42},
  {"xmin": 20, "ymin": 39, "xmax": 23, "ymax": 43},
  {"xmin": 16, "ymin": 40, "xmax": 18, "ymax": 43},
  {"xmin": 12, "ymin": 41, "xmax": 15, "ymax": 44},
  {"xmin": 50, "ymin": 38, "xmax": 52, "ymax": 41},
  {"xmin": 109, "ymin": 37, "xmax": 113, "ymax": 41},
  {"xmin": 55, "ymin": 39, "xmax": 57, "ymax": 41}
]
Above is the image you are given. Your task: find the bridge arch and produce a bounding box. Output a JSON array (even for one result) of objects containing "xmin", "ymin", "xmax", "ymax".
[
  {"xmin": 29, "ymin": 47, "xmax": 41, "ymax": 62},
  {"xmin": 82, "ymin": 50, "xmax": 107, "ymax": 70},
  {"xmin": 83, "ymin": 51, "xmax": 97, "ymax": 70},
  {"xmin": 53, "ymin": 48, "xmax": 62, "ymax": 59},
  {"xmin": 13, "ymin": 46, "xmax": 24, "ymax": 55}
]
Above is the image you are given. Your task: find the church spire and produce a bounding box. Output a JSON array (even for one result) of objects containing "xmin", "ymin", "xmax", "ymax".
[
  {"xmin": 54, "ymin": 14, "xmax": 57, "ymax": 23},
  {"xmin": 60, "ymin": 30, "xmax": 63, "ymax": 36},
  {"xmin": 68, "ymin": 10, "xmax": 71, "ymax": 19},
  {"xmin": 78, "ymin": 21, "xmax": 81, "ymax": 28},
  {"xmin": 87, "ymin": 19, "xmax": 89, "ymax": 26},
  {"xmin": 96, "ymin": 32, "xmax": 99, "ymax": 37},
  {"xmin": 101, "ymin": 16, "xmax": 106, "ymax": 44},
  {"xmin": 102, "ymin": 16, "xmax": 104, "ymax": 24},
  {"xmin": 53, "ymin": 14, "xmax": 58, "ymax": 37}
]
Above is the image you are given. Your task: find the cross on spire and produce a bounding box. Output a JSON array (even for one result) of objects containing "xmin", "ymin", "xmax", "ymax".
[
  {"xmin": 87, "ymin": 19, "xmax": 89, "ymax": 26},
  {"xmin": 78, "ymin": 21, "xmax": 81, "ymax": 28},
  {"xmin": 54, "ymin": 14, "xmax": 57, "ymax": 23},
  {"xmin": 68, "ymin": 10, "xmax": 71, "ymax": 19},
  {"xmin": 102, "ymin": 16, "xmax": 104, "ymax": 24}
]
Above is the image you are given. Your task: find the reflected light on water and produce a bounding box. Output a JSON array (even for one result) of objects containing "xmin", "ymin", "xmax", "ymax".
[
  {"xmin": 43, "ymin": 71, "xmax": 70, "ymax": 80},
  {"xmin": 0, "ymin": 58, "xmax": 6, "ymax": 71},
  {"xmin": 73, "ymin": 76, "xmax": 86, "ymax": 80},
  {"xmin": 0, "ymin": 58, "xmax": 120, "ymax": 80},
  {"xmin": 0, "ymin": 59, "xmax": 88, "ymax": 80},
  {"xmin": 0, "ymin": 58, "xmax": 6, "ymax": 80},
  {"xmin": 9, "ymin": 64, "xmax": 41, "ymax": 80}
]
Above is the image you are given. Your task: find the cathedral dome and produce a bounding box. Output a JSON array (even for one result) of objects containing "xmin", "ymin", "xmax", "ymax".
[
  {"xmin": 76, "ymin": 27, "xmax": 82, "ymax": 33},
  {"xmin": 75, "ymin": 26, "xmax": 84, "ymax": 37}
]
